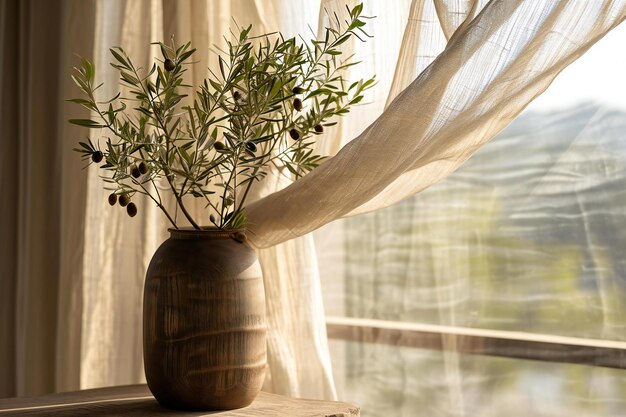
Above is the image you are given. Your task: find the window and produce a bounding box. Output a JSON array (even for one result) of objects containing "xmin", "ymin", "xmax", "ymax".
[{"xmin": 316, "ymin": 21, "xmax": 626, "ymax": 417}]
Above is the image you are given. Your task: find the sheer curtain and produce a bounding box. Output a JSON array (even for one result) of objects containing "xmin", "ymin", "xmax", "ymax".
[
  {"xmin": 320, "ymin": 21, "xmax": 626, "ymax": 414},
  {"xmin": 1, "ymin": 0, "xmax": 625, "ymax": 402},
  {"xmin": 0, "ymin": 0, "xmax": 96, "ymax": 397},
  {"xmin": 246, "ymin": 1, "xmax": 626, "ymax": 246}
]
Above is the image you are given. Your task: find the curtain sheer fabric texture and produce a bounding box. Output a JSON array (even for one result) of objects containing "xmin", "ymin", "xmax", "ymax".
[
  {"xmin": 246, "ymin": 0, "xmax": 626, "ymax": 247},
  {"xmin": 1, "ymin": 0, "xmax": 625, "ymax": 401},
  {"xmin": 0, "ymin": 0, "xmax": 95, "ymax": 397}
]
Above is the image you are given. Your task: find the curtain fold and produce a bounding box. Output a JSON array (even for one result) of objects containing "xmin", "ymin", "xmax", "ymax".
[
  {"xmin": 257, "ymin": 236, "xmax": 336, "ymax": 399},
  {"xmin": 0, "ymin": 0, "xmax": 20, "ymax": 398},
  {"xmin": 433, "ymin": 0, "xmax": 481, "ymax": 41},
  {"xmin": 55, "ymin": 0, "xmax": 97, "ymax": 394},
  {"xmin": 385, "ymin": 0, "xmax": 446, "ymax": 108},
  {"xmin": 0, "ymin": 0, "xmax": 96, "ymax": 397}
]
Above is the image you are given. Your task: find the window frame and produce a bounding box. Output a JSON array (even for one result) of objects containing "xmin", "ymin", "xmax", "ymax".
[{"xmin": 326, "ymin": 316, "xmax": 626, "ymax": 369}]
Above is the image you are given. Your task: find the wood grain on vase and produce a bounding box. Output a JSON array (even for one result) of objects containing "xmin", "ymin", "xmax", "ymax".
[{"xmin": 143, "ymin": 228, "xmax": 266, "ymax": 410}]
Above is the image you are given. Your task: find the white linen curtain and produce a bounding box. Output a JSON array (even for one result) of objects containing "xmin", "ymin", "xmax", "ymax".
[
  {"xmin": 246, "ymin": 1, "xmax": 626, "ymax": 247},
  {"xmin": 2, "ymin": 0, "xmax": 626, "ymax": 401}
]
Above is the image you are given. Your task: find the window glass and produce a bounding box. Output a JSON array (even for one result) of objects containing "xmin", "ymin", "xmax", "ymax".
[
  {"xmin": 330, "ymin": 339, "xmax": 626, "ymax": 417},
  {"xmin": 317, "ymin": 18, "xmax": 626, "ymax": 340},
  {"xmin": 316, "ymin": 19, "xmax": 626, "ymax": 417}
]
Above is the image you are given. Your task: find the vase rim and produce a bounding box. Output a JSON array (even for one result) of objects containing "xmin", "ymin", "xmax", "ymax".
[{"xmin": 168, "ymin": 227, "xmax": 246, "ymax": 240}]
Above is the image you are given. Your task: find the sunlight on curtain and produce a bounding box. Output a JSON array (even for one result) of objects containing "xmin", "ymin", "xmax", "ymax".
[
  {"xmin": 246, "ymin": 1, "xmax": 626, "ymax": 246},
  {"xmin": 81, "ymin": 0, "xmax": 162, "ymax": 389},
  {"xmin": 81, "ymin": 0, "xmax": 339, "ymax": 400}
]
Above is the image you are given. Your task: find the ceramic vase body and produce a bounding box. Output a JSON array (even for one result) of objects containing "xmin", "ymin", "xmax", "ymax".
[{"xmin": 143, "ymin": 228, "xmax": 266, "ymax": 410}]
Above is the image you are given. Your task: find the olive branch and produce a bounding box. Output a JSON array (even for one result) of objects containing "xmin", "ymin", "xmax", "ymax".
[{"xmin": 69, "ymin": 3, "xmax": 375, "ymax": 230}]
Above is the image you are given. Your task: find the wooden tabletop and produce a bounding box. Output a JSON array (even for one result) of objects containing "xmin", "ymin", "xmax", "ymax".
[{"xmin": 0, "ymin": 385, "xmax": 359, "ymax": 417}]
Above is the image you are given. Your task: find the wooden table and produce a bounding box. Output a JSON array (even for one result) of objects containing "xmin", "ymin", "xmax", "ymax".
[{"xmin": 0, "ymin": 385, "xmax": 359, "ymax": 416}]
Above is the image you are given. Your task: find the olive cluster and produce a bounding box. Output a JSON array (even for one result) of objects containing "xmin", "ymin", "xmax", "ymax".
[
  {"xmin": 91, "ymin": 150, "xmax": 148, "ymax": 218},
  {"xmin": 210, "ymin": 86, "xmax": 326, "ymax": 157},
  {"xmin": 288, "ymin": 87, "xmax": 324, "ymax": 141},
  {"xmin": 120, "ymin": 161, "xmax": 149, "ymax": 217},
  {"xmin": 213, "ymin": 139, "xmax": 259, "ymax": 153},
  {"xmin": 130, "ymin": 161, "xmax": 149, "ymax": 178},
  {"xmin": 107, "ymin": 191, "xmax": 137, "ymax": 217}
]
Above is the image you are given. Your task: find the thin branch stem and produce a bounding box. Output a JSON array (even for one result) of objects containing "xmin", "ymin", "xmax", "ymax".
[
  {"xmin": 92, "ymin": 105, "xmax": 178, "ymax": 227},
  {"xmin": 132, "ymin": 64, "xmax": 201, "ymax": 229}
]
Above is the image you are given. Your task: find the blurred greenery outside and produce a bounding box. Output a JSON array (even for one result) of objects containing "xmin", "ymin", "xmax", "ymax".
[
  {"xmin": 329, "ymin": 339, "xmax": 626, "ymax": 417},
  {"xmin": 321, "ymin": 104, "xmax": 626, "ymax": 416}
]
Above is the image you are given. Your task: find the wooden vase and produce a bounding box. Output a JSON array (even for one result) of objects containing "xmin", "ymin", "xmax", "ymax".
[{"xmin": 143, "ymin": 228, "xmax": 266, "ymax": 410}]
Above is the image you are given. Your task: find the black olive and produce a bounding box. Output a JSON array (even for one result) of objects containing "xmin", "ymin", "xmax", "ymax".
[
  {"xmin": 314, "ymin": 124, "xmax": 324, "ymax": 133},
  {"xmin": 119, "ymin": 194, "xmax": 130, "ymax": 207},
  {"xmin": 164, "ymin": 58, "xmax": 176, "ymax": 72},
  {"xmin": 214, "ymin": 141, "xmax": 226, "ymax": 151},
  {"xmin": 138, "ymin": 161, "xmax": 148, "ymax": 174},
  {"xmin": 292, "ymin": 86, "xmax": 305, "ymax": 94},
  {"xmin": 126, "ymin": 202, "xmax": 137, "ymax": 217},
  {"xmin": 92, "ymin": 151, "xmax": 103, "ymax": 163},
  {"xmin": 108, "ymin": 193, "xmax": 117, "ymax": 206},
  {"xmin": 210, "ymin": 214, "xmax": 216, "ymax": 224},
  {"xmin": 131, "ymin": 164, "xmax": 141, "ymax": 178},
  {"xmin": 293, "ymin": 98, "xmax": 303, "ymax": 111},
  {"xmin": 245, "ymin": 141, "xmax": 257, "ymax": 152},
  {"xmin": 233, "ymin": 91, "xmax": 241, "ymax": 100},
  {"xmin": 289, "ymin": 128, "xmax": 300, "ymax": 140}
]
